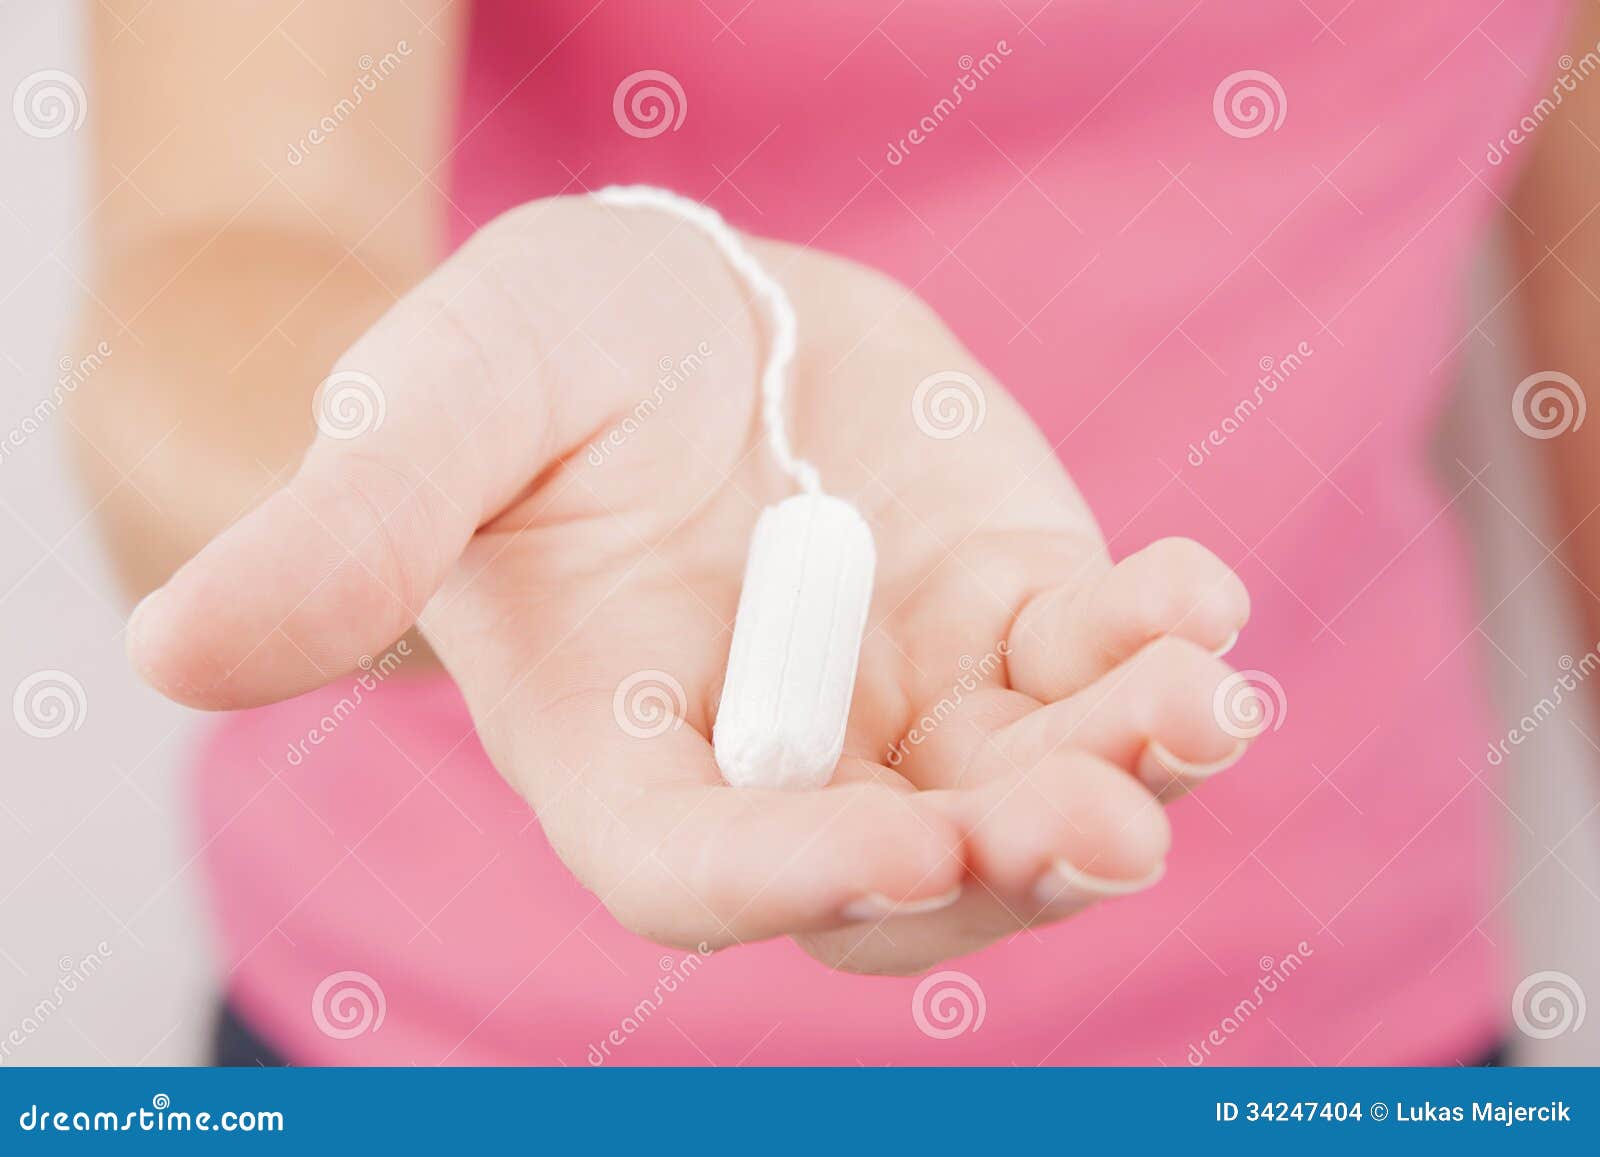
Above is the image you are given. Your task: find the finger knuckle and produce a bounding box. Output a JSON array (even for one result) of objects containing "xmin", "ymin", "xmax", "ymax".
[
  {"xmin": 1137, "ymin": 632, "xmax": 1217, "ymax": 676},
  {"xmin": 326, "ymin": 451, "xmax": 450, "ymax": 617},
  {"xmin": 1145, "ymin": 535, "xmax": 1217, "ymax": 567}
]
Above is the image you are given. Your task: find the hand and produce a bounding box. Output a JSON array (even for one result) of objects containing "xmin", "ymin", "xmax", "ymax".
[{"xmin": 128, "ymin": 196, "xmax": 1252, "ymax": 974}]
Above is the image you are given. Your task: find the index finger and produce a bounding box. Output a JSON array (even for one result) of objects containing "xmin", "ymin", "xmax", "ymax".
[{"xmin": 501, "ymin": 685, "xmax": 968, "ymax": 949}]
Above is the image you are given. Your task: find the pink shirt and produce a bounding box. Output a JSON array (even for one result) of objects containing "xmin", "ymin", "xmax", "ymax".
[{"xmin": 198, "ymin": 0, "xmax": 1566, "ymax": 1064}]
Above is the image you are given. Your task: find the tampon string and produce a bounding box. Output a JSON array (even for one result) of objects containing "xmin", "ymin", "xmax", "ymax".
[
  {"xmin": 592, "ymin": 185, "xmax": 872, "ymax": 792},
  {"xmin": 591, "ymin": 185, "xmax": 822, "ymax": 496}
]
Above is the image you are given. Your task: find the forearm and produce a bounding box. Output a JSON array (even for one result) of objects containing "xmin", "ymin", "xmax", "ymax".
[
  {"xmin": 1512, "ymin": 262, "xmax": 1600, "ymax": 653},
  {"xmin": 78, "ymin": 0, "xmax": 460, "ymax": 601},
  {"xmin": 66, "ymin": 227, "xmax": 415, "ymax": 598},
  {"xmin": 1509, "ymin": 13, "xmax": 1600, "ymax": 653}
]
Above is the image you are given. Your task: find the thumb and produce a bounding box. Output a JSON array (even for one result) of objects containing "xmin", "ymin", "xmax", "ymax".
[
  {"xmin": 127, "ymin": 199, "xmax": 624, "ymax": 709},
  {"xmin": 128, "ymin": 194, "xmax": 745, "ymax": 710},
  {"xmin": 128, "ymin": 441, "xmax": 473, "ymax": 711}
]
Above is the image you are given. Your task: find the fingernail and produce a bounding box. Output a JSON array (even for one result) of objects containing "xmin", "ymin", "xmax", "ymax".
[
  {"xmin": 1136, "ymin": 738, "xmax": 1246, "ymax": 793},
  {"xmin": 842, "ymin": 886, "xmax": 961, "ymax": 922},
  {"xmin": 1032, "ymin": 860, "xmax": 1164, "ymax": 909},
  {"xmin": 1213, "ymin": 630, "xmax": 1239, "ymax": 657}
]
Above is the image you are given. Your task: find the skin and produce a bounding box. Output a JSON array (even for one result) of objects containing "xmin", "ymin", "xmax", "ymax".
[
  {"xmin": 70, "ymin": 3, "xmax": 1598, "ymax": 977},
  {"xmin": 122, "ymin": 194, "xmax": 1253, "ymax": 974},
  {"xmin": 1511, "ymin": 2, "xmax": 1600, "ymax": 650}
]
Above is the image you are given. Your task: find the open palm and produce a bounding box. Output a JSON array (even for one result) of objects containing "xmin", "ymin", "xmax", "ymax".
[{"xmin": 131, "ymin": 196, "xmax": 1251, "ymax": 974}]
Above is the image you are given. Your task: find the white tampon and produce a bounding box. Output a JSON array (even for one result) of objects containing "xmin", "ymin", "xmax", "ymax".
[
  {"xmin": 713, "ymin": 494, "xmax": 876, "ymax": 790},
  {"xmin": 592, "ymin": 185, "xmax": 873, "ymax": 790}
]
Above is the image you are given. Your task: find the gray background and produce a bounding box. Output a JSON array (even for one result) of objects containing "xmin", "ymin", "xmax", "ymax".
[{"xmin": 0, "ymin": 2, "xmax": 1595, "ymax": 1065}]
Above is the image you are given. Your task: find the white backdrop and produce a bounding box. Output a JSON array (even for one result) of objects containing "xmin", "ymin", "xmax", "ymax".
[
  {"xmin": 0, "ymin": 2, "xmax": 1595, "ymax": 1066},
  {"xmin": 0, "ymin": 3, "xmax": 207, "ymax": 1064}
]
